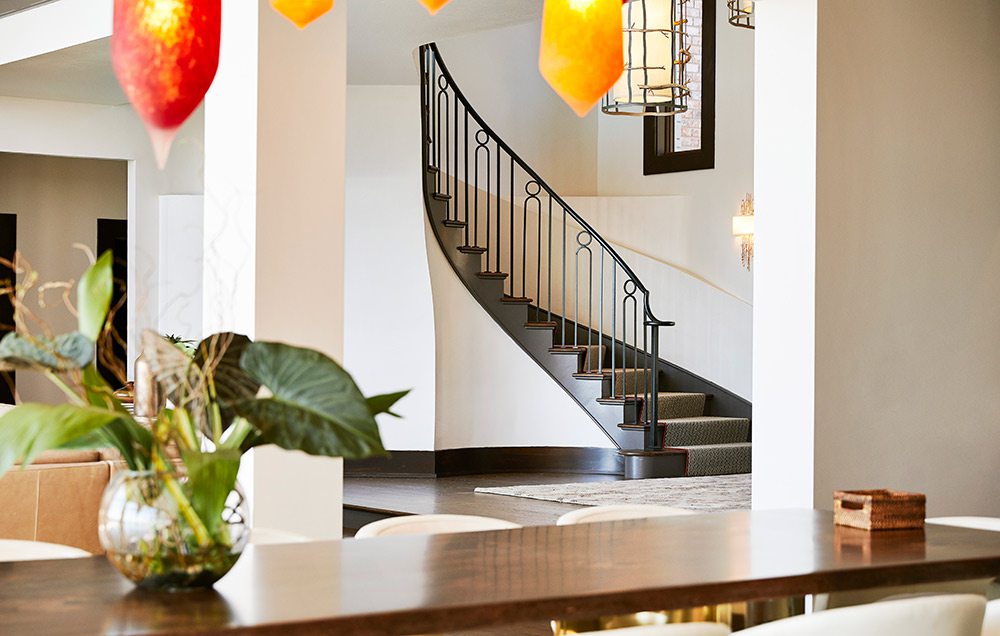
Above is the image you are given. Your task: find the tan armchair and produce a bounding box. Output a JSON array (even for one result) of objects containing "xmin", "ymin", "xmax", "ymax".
[{"xmin": 0, "ymin": 404, "xmax": 115, "ymax": 554}]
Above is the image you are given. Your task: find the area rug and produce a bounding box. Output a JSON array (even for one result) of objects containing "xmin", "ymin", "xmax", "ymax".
[{"xmin": 475, "ymin": 473, "xmax": 751, "ymax": 512}]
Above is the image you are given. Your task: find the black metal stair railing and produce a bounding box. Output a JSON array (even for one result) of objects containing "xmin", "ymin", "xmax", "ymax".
[{"xmin": 420, "ymin": 43, "xmax": 675, "ymax": 452}]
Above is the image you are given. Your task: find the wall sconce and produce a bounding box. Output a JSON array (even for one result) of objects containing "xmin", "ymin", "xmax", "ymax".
[{"xmin": 733, "ymin": 193, "xmax": 754, "ymax": 270}]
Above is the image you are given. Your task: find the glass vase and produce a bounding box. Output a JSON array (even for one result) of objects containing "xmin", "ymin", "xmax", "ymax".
[{"xmin": 99, "ymin": 470, "xmax": 250, "ymax": 591}]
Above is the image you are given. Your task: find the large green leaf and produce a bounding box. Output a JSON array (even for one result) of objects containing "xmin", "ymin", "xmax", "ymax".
[
  {"xmin": 182, "ymin": 449, "xmax": 241, "ymax": 539},
  {"xmin": 0, "ymin": 404, "xmax": 127, "ymax": 476},
  {"xmin": 77, "ymin": 250, "xmax": 114, "ymax": 342},
  {"xmin": 367, "ymin": 391, "xmax": 409, "ymax": 418},
  {"xmin": 234, "ymin": 342, "xmax": 387, "ymax": 460},
  {"xmin": 0, "ymin": 332, "xmax": 94, "ymax": 371},
  {"xmin": 194, "ymin": 333, "xmax": 260, "ymax": 424}
]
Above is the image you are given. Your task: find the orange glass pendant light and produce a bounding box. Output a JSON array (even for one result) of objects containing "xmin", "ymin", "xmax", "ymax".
[
  {"xmin": 271, "ymin": 0, "xmax": 334, "ymax": 29},
  {"xmin": 539, "ymin": 0, "xmax": 625, "ymax": 117},
  {"xmin": 418, "ymin": 0, "xmax": 451, "ymax": 14},
  {"xmin": 112, "ymin": 0, "xmax": 222, "ymax": 168}
]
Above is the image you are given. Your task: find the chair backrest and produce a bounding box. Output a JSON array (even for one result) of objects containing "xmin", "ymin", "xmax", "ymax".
[
  {"xmin": 928, "ymin": 517, "xmax": 1000, "ymax": 532},
  {"xmin": 578, "ymin": 624, "xmax": 730, "ymax": 635},
  {"xmin": 0, "ymin": 539, "xmax": 91, "ymax": 562},
  {"xmin": 557, "ymin": 504, "xmax": 697, "ymax": 526},
  {"xmin": 354, "ymin": 514, "xmax": 520, "ymax": 539},
  {"xmin": 740, "ymin": 594, "xmax": 986, "ymax": 636}
]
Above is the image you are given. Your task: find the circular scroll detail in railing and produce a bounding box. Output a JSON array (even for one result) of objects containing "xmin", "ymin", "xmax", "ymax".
[
  {"xmin": 525, "ymin": 181, "xmax": 542, "ymax": 197},
  {"xmin": 475, "ymin": 130, "xmax": 490, "ymax": 147},
  {"xmin": 576, "ymin": 230, "xmax": 594, "ymax": 249},
  {"xmin": 623, "ymin": 279, "xmax": 638, "ymax": 298},
  {"xmin": 437, "ymin": 75, "xmax": 449, "ymax": 90}
]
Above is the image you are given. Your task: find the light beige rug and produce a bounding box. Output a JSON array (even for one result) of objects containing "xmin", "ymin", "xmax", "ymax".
[{"xmin": 475, "ymin": 473, "xmax": 751, "ymax": 512}]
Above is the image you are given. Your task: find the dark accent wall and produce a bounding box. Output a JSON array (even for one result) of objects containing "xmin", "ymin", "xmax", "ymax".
[
  {"xmin": 0, "ymin": 213, "xmax": 15, "ymax": 404},
  {"xmin": 96, "ymin": 219, "xmax": 128, "ymax": 388}
]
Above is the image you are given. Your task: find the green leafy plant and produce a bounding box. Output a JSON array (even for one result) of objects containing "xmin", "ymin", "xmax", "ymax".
[{"xmin": 0, "ymin": 251, "xmax": 406, "ymax": 585}]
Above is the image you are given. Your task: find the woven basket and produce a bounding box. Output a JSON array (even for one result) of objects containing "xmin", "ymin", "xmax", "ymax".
[{"xmin": 833, "ymin": 489, "xmax": 925, "ymax": 531}]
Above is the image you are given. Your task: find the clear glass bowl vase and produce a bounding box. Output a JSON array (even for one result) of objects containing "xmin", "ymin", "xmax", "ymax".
[{"xmin": 99, "ymin": 470, "xmax": 250, "ymax": 591}]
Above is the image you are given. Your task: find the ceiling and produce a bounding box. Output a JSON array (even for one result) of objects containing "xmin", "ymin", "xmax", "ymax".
[
  {"xmin": 0, "ymin": 0, "xmax": 539, "ymax": 104},
  {"xmin": 0, "ymin": 0, "xmax": 54, "ymax": 18},
  {"xmin": 349, "ymin": 0, "xmax": 541, "ymax": 84},
  {"xmin": 0, "ymin": 37, "xmax": 127, "ymax": 105}
]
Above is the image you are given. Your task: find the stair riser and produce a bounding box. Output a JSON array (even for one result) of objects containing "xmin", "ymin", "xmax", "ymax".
[
  {"xmin": 681, "ymin": 445, "xmax": 752, "ymax": 477},
  {"xmin": 661, "ymin": 420, "xmax": 750, "ymax": 447}
]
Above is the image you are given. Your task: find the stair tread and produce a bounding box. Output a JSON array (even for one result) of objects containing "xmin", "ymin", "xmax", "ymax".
[
  {"xmin": 525, "ymin": 321, "xmax": 558, "ymax": 329},
  {"xmin": 457, "ymin": 245, "xmax": 486, "ymax": 254},
  {"xmin": 442, "ymin": 220, "xmax": 467, "ymax": 228},
  {"xmin": 500, "ymin": 296, "xmax": 533, "ymax": 304},
  {"xmin": 432, "ymin": 193, "xmax": 452, "ymax": 200},
  {"xmin": 476, "ymin": 271, "xmax": 508, "ymax": 279},
  {"xmin": 598, "ymin": 392, "xmax": 707, "ymax": 404},
  {"xmin": 666, "ymin": 442, "xmax": 752, "ymax": 450}
]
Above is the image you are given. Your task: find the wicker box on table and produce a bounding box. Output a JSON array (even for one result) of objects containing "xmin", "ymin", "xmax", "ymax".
[{"xmin": 833, "ymin": 489, "xmax": 926, "ymax": 531}]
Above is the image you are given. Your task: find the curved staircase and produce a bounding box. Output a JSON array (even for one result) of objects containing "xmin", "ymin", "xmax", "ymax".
[{"xmin": 419, "ymin": 44, "xmax": 751, "ymax": 479}]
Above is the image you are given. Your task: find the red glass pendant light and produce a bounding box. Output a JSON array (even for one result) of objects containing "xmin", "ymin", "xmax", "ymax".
[{"xmin": 112, "ymin": 0, "xmax": 222, "ymax": 168}]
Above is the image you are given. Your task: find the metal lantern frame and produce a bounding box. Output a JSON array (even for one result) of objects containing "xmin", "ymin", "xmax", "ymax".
[
  {"xmin": 727, "ymin": 0, "xmax": 755, "ymax": 30},
  {"xmin": 602, "ymin": 0, "xmax": 691, "ymax": 117}
]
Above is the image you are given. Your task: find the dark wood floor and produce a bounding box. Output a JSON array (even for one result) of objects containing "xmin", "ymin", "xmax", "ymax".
[
  {"xmin": 343, "ymin": 472, "xmax": 621, "ymax": 635},
  {"xmin": 343, "ymin": 472, "xmax": 622, "ymax": 528}
]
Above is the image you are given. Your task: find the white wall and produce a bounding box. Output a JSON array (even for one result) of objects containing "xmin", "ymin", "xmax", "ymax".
[
  {"xmin": 751, "ymin": 0, "xmax": 818, "ymax": 511},
  {"xmin": 426, "ymin": 217, "xmax": 613, "ymax": 450},
  {"xmin": 596, "ymin": 4, "xmax": 755, "ymax": 304},
  {"xmin": 345, "ymin": 85, "xmax": 436, "ymax": 451},
  {"xmin": 813, "ymin": 0, "xmax": 1000, "ymax": 516},
  {"xmin": 437, "ymin": 20, "xmax": 599, "ymax": 197},
  {"xmin": 158, "ymin": 195, "xmax": 204, "ymax": 340},
  {"xmin": 204, "ymin": 0, "xmax": 348, "ymax": 540}
]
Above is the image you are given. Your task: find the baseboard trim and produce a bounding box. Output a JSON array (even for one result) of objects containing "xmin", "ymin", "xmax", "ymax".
[{"xmin": 345, "ymin": 447, "xmax": 624, "ymax": 478}]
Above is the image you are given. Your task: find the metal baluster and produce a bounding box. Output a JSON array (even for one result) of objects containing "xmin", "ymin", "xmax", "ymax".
[
  {"xmin": 437, "ymin": 76, "xmax": 450, "ymax": 218},
  {"xmin": 643, "ymin": 318, "xmax": 651, "ymax": 445},
  {"xmin": 453, "ymin": 88, "xmax": 459, "ymax": 232},
  {"xmin": 509, "ymin": 156, "xmax": 515, "ymax": 298},
  {"xmin": 611, "ymin": 263, "xmax": 617, "ymax": 393},
  {"xmin": 524, "ymin": 181, "xmax": 541, "ymax": 315},
  {"xmin": 464, "ymin": 109, "xmax": 470, "ymax": 241},
  {"xmin": 650, "ymin": 323, "xmax": 661, "ymax": 450},
  {"xmin": 547, "ymin": 197, "xmax": 553, "ymax": 324},
  {"xmin": 561, "ymin": 207, "xmax": 567, "ymax": 347},
  {"xmin": 598, "ymin": 248, "xmax": 605, "ymax": 373},
  {"xmin": 623, "ymin": 280, "xmax": 637, "ymax": 400},
  {"xmin": 536, "ymin": 190, "xmax": 543, "ymax": 320},
  {"xmin": 575, "ymin": 232, "xmax": 593, "ymax": 350},
  {"xmin": 475, "ymin": 131, "xmax": 490, "ymax": 270},
  {"xmin": 495, "ymin": 141, "xmax": 501, "ymax": 276}
]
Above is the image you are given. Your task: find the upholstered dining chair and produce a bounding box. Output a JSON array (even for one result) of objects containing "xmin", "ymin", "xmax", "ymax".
[
  {"xmin": 740, "ymin": 594, "xmax": 986, "ymax": 636},
  {"xmin": 556, "ymin": 504, "xmax": 696, "ymax": 526},
  {"xmin": 354, "ymin": 514, "xmax": 520, "ymax": 538},
  {"xmin": 578, "ymin": 624, "xmax": 730, "ymax": 635},
  {"xmin": 928, "ymin": 517, "xmax": 1000, "ymax": 636},
  {"xmin": 0, "ymin": 539, "xmax": 91, "ymax": 561}
]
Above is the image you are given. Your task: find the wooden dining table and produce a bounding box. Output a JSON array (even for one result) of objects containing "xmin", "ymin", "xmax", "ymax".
[{"xmin": 3, "ymin": 509, "xmax": 1000, "ymax": 635}]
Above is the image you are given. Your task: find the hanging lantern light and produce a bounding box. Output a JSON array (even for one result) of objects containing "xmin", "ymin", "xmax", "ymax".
[
  {"xmin": 418, "ymin": 0, "xmax": 451, "ymax": 15},
  {"xmin": 727, "ymin": 0, "xmax": 754, "ymax": 29},
  {"xmin": 112, "ymin": 0, "xmax": 222, "ymax": 168},
  {"xmin": 271, "ymin": 0, "xmax": 334, "ymax": 29},
  {"xmin": 539, "ymin": 0, "xmax": 625, "ymax": 117},
  {"xmin": 601, "ymin": 0, "xmax": 690, "ymax": 117}
]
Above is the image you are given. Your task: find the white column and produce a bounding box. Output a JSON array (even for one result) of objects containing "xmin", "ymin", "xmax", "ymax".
[
  {"xmin": 204, "ymin": 0, "xmax": 347, "ymax": 539},
  {"xmin": 751, "ymin": 0, "xmax": 818, "ymax": 510}
]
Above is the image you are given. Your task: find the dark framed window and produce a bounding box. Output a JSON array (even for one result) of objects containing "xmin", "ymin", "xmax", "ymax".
[{"xmin": 643, "ymin": 0, "xmax": 716, "ymax": 175}]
